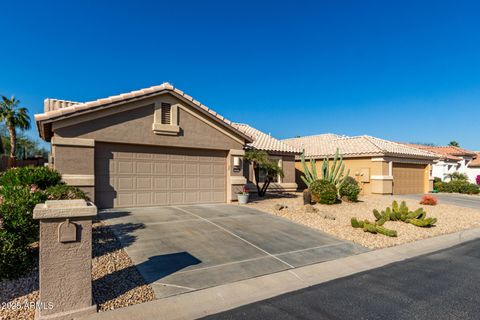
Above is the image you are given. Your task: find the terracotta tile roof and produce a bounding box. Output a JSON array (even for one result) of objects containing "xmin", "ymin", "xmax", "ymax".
[
  {"xmin": 35, "ymin": 82, "xmax": 252, "ymax": 142},
  {"xmin": 231, "ymin": 123, "xmax": 301, "ymax": 154},
  {"xmin": 469, "ymin": 153, "xmax": 480, "ymax": 167},
  {"xmin": 282, "ymin": 135, "xmax": 439, "ymax": 159},
  {"xmin": 405, "ymin": 144, "xmax": 477, "ymax": 161}
]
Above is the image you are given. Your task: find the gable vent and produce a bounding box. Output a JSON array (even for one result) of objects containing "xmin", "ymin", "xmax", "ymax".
[{"xmin": 161, "ymin": 103, "xmax": 171, "ymax": 125}]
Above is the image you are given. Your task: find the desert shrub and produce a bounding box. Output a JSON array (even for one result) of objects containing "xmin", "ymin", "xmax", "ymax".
[
  {"xmin": 420, "ymin": 195, "xmax": 438, "ymax": 206},
  {"xmin": 0, "ymin": 167, "xmax": 89, "ymax": 280},
  {"xmin": 0, "ymin": 230, "xmax": 34, "ymax": 280},
  {"xmin": 46, "ymin": 184, "xmax": 89, "ymax": 201},
  {"xmin": 0, "ymin": 166, "xmax": 61, "ymax": 190},
  {"xmin": 0, "ymin": 185, "xmax": 47, "ymax": 280},
  {"xmin": 310, "ymin": 179, "xmax": 337, "ymax": 205},
  {"xmin": 339, "ymin": 178, "xmax": 361, "ymax": 202},
  {"xmin": 0, "ymin": 185, "xmax": 47, "ymax": 243},
  {"xmin": 476, "ymin": 175, "xmax": 480, "ymax": 186},
  {"xmin": 436, "ymin": 180, "xmax": 480, "ymax": 194},
  {"xmin": 343, "ymin": 176, "xmax": 358, "ymax": 186}
]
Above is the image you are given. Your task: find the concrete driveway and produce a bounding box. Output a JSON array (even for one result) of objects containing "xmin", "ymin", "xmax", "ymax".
[
  {"xmin": 399, "ymin": 193, "xmax": 480, "ymax": 209},
  {"xmin": 100, "ymin": 204, "xmax": 367, "ymax": 299}
]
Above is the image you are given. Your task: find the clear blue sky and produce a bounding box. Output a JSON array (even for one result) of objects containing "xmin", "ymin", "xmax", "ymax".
[{"xmin": 1, "ymin": 0, "xmax": 479, "ymax": 150}]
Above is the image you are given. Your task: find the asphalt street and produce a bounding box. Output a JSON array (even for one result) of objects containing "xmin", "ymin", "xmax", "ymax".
[
  {"xmin": 203, "ymin": 238, "xmax": 480, "ymax": 320},
  {"xmin": 400, "ymin": 193, "xmax": 480, "ymax": 210}
]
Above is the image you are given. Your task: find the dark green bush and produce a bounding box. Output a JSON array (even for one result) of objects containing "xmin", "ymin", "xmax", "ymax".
[
  {"xmin": 310, "ymin": 179, "xmax": 338, "ymax": 204},
  {"xmin": 0, "ymin": 166, "xmax": 61, "ymax": 190},
  {"xmin": 0, "ymin": 230, "xmax": 34, "ymax": 280},
  {"xmin": 339, "ymin": 182, "xmax": 361, "ymax": 202},
  {"xmin": 436, "ymin": 180, "xmax": 480, "ymax": 194},
  {"xmin": 343, "ymin": 176, "xmax": 358, "ymax": 186},
  {"xmin": 0, "ymin": 185, "xmax": 47, "ymax": 280},
  {"xmin": 46, "ymin": 184, "xmax": 89, "ymax": 201},
  {"xmin": 0, "ymin": 185, "xmax": 47, "ymax": 243},
  {"xmin": 0, "ymin": 167, "xmax": 90, "ymax": 280}
]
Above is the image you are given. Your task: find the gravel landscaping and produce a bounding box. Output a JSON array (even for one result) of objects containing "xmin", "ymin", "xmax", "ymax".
[
  {"xmin": 246, "ymin": 193, "xmax": 480, "ymax": 249},
  {"xmin": 0, "ymin": 220, "xmax": 155, "ymax": 320}
]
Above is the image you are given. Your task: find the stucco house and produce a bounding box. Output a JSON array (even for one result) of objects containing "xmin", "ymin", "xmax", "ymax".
[
  {"xmin": 282, "ymin": 134, "xmax": 439, "ymax": 195},
  {"xmin": 406, "ymin": 145, "xmax": 479, "ymax": 183},
  {"xmin": 231, "ymin": 123, "xmax": 301, "ymax": 192},
  {"xmin": 35, "ymin": 83, "xmax": 276, "ymax": 208},
  {"xmin": 468, "ymin": 153, "xmax": 480, "ymax": 183}
]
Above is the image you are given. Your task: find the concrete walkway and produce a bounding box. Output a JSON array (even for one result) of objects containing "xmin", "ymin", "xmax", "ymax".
[
  {"xmin": 99, "ymin": 204, "xmax": 367, "ymax": 298},
  {"xmin": 80, "ymin": 227, "xmax": 480, "ymax": 320}
]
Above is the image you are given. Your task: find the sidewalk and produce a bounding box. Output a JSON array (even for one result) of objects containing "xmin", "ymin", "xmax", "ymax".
[{"xmin": 80, "ymin": 227, "xmax": 480, "ymax": 320}]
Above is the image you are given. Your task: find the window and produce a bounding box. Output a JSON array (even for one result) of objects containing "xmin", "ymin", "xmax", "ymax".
[
  {"xmin": 258, "ymin": 168, "xmax": 279, "ymax": 183},
  {"xmin": 257, "ymin": 157, "xmax": 282, "ymax": 183},
  {"xmin": 161, "ymin": 103, "xmax": 171, "ymax": 125}
]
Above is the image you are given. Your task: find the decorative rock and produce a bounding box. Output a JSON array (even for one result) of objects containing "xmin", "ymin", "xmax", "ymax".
[
  {"xmin": 304, "ymin": 204, "xmax": 318, "ymax": 213},
  {"xmin": 324, "ymin": 213, "xmax": 336, "ymax": 220},
  {"xmin": 274, "ymin": 204, "xmax": 287, "ymax": 211}
]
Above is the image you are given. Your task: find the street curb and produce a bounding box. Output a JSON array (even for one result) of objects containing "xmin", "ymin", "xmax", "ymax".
[{"xmin": 79, "ymin": 228, "xmax": 480, "ymax": 320}]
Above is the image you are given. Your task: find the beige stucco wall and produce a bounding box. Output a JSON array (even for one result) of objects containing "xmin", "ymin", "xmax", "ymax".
[
  {"xmin": 52, "ymin": 141, "xmax": 96, "ymax": 201},
  {"xmin": 54, "ymin": 145, "xmax": 94, "ymax": 175},
  {"xmin": 54, "ymin": 94, "xmax": 245, "ymax": 151},
  {"xmin": 280, "ymin": 154, "xmax": 296, "ymax": 184},
  {"xmin": 295, "ymin": 157, "xmax": 387, "ymax": 195}
]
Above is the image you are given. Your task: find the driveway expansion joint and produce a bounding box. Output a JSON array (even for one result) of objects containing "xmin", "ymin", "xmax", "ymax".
[{"xmin": 172, "ymin": 206, "xmax": 296, "ymax": 269}]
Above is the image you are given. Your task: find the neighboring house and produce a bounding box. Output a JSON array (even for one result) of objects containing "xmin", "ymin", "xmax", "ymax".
[
  {"xmin": 468, "ymin": 152, "xmax": 480, "ymax": 183},
  {"xmin": 406, "ymin": 145, "xmax": 478, "ymax": 183},
  {"xmin": 36, "ymin": 83, "xmax": 256, "ymax": 208},
  {"xmin": 282, "ymin": 134, "xmax": 438, "ymax": 195},
  {"xmin": 231, "ymin": 123, "xmax": 301, "ymax": 192}
]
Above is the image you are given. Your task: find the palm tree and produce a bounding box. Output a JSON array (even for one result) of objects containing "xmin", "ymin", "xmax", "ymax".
[
  {"xmin": 448, "ymin": 140, "xmax": 460, "ymax": 147},
  {"xmin": 444, "ymin": 172, "xmax": 468, "ymax": 182},
  {"xmin": 0, "ymin": 96, "xmax": 31, "ymax": 166}
]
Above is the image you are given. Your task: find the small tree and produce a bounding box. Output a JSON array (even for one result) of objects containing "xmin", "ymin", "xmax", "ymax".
[
  {"xmin": 444, "ymin": 172, "xmax": 468, "ymax": 182},
  {"xmin": 0, "ymin": 96, "xmax": 31, "ymax": 167},
  {"xmin": 244, "ymin": 149, "xmax": 284, "ymax": 197},
  {"xmin": 448, "ymin": 140, "xmax": 460, "ymax": 147}
]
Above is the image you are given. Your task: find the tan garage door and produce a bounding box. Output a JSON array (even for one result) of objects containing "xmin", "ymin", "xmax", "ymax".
[
  {"xmin": 392, "ymin": 163, "xmax": 426, "ymax": 195},
  {"xmin": 95, "ymin": 143, "xmax": 226, "ymax": 208}
]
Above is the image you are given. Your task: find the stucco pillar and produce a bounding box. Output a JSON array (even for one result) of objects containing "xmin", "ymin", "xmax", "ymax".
[
  {"xmin": 426, "ymin": 164, "xmax": 434, "ymax": 193},
  {"xmin": 226, "ymin": 149, "xmax": 247, "ymax": 202},
  {"xmin": 33, "ymin": 200, "xmax": 97, "ymax": 320}
]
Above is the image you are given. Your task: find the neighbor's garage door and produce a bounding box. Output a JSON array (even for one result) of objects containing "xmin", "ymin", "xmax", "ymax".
[
  {"xmin": 392, "ymin": 163, "xmax": 426, "ymax": 194},
  {"xmin": 95, "ymin": 143, "xmax": 226, "ymax": 208}
]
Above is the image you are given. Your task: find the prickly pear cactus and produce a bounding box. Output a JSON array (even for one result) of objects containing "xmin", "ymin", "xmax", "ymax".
[
  {"xmin": 375, "ymin": 226, "xmax": 397, "ymax": 237},
  {"xmin": 373, "ymin": 209, "xmax": 382, "ymax": 221},
  {"xmin": 392, "ymin": 200, "xmax": 399, "ymax": 214},
  {"xmin": 351, "ymin": 200, "xmax": 437, "ymax": 237}
]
